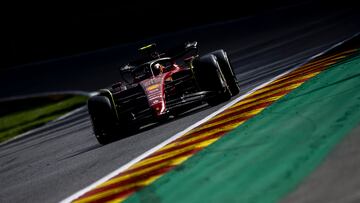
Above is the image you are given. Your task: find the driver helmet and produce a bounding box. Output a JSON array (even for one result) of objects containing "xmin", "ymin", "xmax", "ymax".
[{"xmin": 154, "ymin": 63, "xmax": 165, "ymax": 73}]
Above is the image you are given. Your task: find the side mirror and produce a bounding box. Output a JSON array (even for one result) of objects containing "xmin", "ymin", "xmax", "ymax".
[
  {"xmin": 119, "ymin": 64, "xmax": 133, "ymax": 73},
  {"xmin": 118, "ymin": 64, "xmax": 135, "ymax": 84},
  {"xmin": 185, "ymin": 41, "xmax": 198, "ymax": 49}
]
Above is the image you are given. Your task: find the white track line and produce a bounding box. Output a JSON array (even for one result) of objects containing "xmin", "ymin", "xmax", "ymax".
[
  {"xmin": 60, "ymin": 33, "xmax": 359, "ymax": 203},
  {"xmin": 53, "ymin": 92, "xmax": 99, "ymax": 122},
  {"xmin": 52, "ymin": 106, "xmax": 87, "ymax": 122}
]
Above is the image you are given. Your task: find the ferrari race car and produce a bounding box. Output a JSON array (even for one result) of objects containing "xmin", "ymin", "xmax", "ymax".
[{"xmin": 88, "ymin": 42, "xmax": 239, "ymax": 144}]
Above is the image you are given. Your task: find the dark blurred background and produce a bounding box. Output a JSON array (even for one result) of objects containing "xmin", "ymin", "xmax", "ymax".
[{"xmin": 2, "ymin": 0, "xmax": 343, "ymax": 69}]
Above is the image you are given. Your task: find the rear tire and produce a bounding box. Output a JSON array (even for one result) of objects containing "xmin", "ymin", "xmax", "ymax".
[
  {"xmin": 193, "ymin": 54, "xmax": 232, "ymax": 106},
  {"xmin": 87, "ymin": 96, "xmax": 118, "ymax": 145},
  {"xmin": 211, "ymin": 50, "xmax": 240, "ymax": 95}
]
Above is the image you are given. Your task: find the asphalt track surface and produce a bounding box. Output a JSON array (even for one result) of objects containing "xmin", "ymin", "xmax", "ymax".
[{"xmin": 1, "ymin": 4, "xmax": 360, "ymax": 203}]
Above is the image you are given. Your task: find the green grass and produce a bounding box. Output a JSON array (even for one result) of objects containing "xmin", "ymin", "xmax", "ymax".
[{"xmin": 0, "ymin": 95, "xmax": 88, "ymax": 143}]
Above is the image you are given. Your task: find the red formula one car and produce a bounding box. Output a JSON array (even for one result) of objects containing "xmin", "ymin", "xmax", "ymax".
[{"xmin": 87, "ymin": 42, "xmax": 239, "ymax": 144}]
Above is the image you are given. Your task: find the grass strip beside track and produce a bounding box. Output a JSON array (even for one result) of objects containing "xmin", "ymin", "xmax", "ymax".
[{"xmin": 0, "ymin": 95, "xmax": 88, "ymax": 142}]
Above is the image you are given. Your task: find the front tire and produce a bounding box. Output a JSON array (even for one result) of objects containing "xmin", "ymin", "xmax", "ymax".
[
  {"xmin": 193, "ymin": 54, "xmax": 232, "ymax": 106},
  {"xmin": 87, "ymin": 96, "xmax": 118, "ymax": 145},
  {"xmin": 211, "ymin": 49, "xmax": 240, "ymax": 96}
]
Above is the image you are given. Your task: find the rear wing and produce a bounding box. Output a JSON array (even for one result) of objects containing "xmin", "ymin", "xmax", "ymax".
[
  {"xmin": 138, "ymin": 41, "xmax": 198, "ymax": 59},
  {"xmin": 120, "ymin": 41, "xmax": 198, "ymax": 72},
  {"xmin": 166, "ymin": 41, "xmax": 198, "ymax": 59}
]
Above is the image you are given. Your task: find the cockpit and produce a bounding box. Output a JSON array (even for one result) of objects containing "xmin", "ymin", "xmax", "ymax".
[{"xmin": 121, "ymin": 57, "xmax": 175, "ymax": 83}]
